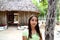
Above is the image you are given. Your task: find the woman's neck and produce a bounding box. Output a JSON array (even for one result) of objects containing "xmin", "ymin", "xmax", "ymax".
[
  {"xmin": 31, "ymin": 27, "xmax": 36, "ymax": 34},
  {"xmin": 31, "ymin": 26, "xmax": 35, "ymax": 31}
]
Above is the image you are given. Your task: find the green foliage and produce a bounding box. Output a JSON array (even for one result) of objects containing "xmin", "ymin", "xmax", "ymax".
[
  {"xmin": 32, "ymin": 0, "xmax": 48, "ymax": 17},
  {"xmin": 56, "ymin": 0, "xmax": 60, "ymax": 21}
]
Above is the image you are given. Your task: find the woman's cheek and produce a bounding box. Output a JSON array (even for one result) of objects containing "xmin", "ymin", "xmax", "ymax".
[{"xmin": 30, "ymin": 21, "xmax": 33, "ymax": 26}]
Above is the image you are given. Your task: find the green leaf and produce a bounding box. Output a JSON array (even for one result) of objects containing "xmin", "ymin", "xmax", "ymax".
[{"xmin": 32, "ymin": 0, "xmax": 48, "ymax": 17}]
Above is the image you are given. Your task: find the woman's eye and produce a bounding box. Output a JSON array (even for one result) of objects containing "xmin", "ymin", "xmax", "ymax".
[
  {"xmin": 35, "ymin": 20, "xmax": 37, "ymax": 22},
  {"xmin": 31, "ymin": 19, "xmax": 37, "ymax": 22},
  {"xmin": 32, "ymin": 19, "xmax": 34, "ymax": 21}
]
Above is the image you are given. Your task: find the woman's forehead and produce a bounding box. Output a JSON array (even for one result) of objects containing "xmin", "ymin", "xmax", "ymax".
[{"xmin": 31, "ymin": 16, "xmax": 37, "ymax": 20}]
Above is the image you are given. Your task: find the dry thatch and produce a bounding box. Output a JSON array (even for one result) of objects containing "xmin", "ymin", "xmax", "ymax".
[{"xmin": 0, "ymin": 0, "xmax": 39, "ymax": 12}]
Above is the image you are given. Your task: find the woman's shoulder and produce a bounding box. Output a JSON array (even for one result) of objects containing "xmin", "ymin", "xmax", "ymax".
[
  {"xmin": 23, "ymin": 29, "xmax": 28, "ymax": 33},
  {"xmin": 22, "ymin": 29, "xmax": 29, "ymax": 37}
]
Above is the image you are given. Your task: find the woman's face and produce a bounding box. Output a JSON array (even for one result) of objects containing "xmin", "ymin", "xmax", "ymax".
[{"xmin": 30, "ymin": 16, "xmax": 37, "ymax": 28}]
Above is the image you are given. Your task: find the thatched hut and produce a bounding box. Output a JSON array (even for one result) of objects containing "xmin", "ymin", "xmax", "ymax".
[{"xmin": 0, "ymin": 0, "xmax": 39, "ymax": 26}]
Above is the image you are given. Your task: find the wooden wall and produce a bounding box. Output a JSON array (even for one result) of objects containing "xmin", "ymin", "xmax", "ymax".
[
  {"xmin": 0, "ymin": 12, "xmax": 7, "ymax": 25},
  {"xmin": 0, "ymin": 11, "xmax": 38, "ymax": 26},
  {"xmin": 18, "ymin": 11, "xmax": 38, "ymax": 26}
]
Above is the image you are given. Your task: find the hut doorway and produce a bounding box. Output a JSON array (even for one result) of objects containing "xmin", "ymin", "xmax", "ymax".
[{"xmin": 7, "ymin": 11, "xmax": 19, "ymax": 26}]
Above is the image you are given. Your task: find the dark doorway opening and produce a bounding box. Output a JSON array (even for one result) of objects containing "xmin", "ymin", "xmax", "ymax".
[{"xmin": 7, "ymin": 11, "xmax": 18, "ymax": 26}]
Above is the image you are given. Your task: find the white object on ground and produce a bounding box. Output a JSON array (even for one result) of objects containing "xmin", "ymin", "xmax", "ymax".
[{"xmin": 0, "ymin": 27, "xmax": 4, "ymax": 30}]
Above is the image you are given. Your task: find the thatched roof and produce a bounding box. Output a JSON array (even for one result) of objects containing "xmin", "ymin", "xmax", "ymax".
[{"xmin": 0, "ymin": 0, "xmax": 39, "ymax": 12}]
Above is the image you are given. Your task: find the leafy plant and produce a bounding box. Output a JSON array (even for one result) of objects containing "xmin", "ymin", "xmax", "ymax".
[
  {"xmin": 56, "ymin": 0, "xmax": 60, "ymax": 22},
  {"xmin": 32, "ymin": 0, "xmax": 48, "ymax": 17}
]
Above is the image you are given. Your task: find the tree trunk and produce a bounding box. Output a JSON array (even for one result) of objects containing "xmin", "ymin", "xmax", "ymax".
[{"xmin": 45, "ymin": 0, "xmax": 56, "ymax": 40}]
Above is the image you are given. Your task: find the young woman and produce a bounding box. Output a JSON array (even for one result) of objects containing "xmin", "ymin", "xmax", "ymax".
[{"xmin": 22, "ymin": 15, "xmax": 42, "ymax": 40}]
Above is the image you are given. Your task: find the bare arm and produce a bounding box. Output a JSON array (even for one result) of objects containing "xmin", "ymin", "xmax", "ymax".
[
  {"xmin": 40, "ymin": 31, "xmax": 42, "ymax": 40},
  {"xmin": 40, "ymin": 38, "xmax": 42, "ymax": 40},
  {"xmin": 23, "ymin": 36, "xmax": 27, "ymax": 40}
]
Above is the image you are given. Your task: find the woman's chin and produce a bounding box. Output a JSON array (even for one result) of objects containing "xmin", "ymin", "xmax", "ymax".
[{"xmin": 31, "ymin": 25, "xmax": 36, "ymax": 27}]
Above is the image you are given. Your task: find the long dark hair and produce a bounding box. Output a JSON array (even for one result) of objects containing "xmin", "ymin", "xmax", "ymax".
[{"xmin": 28, "ymin": 15, "xmax": 42, "ymax": 40}]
